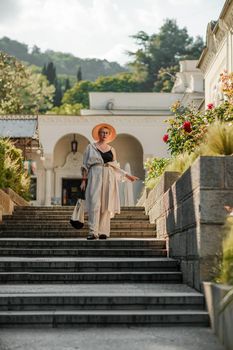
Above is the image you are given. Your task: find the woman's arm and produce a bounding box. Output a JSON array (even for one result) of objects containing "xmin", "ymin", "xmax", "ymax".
[{"xmin": 111, "ymin": 147, "xmax": 139, "ymax": 182}]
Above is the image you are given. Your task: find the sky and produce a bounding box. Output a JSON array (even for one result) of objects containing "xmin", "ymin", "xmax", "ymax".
[{"xmin": 0, "ymin": 0, "xmax": 225, "ymax": 65}]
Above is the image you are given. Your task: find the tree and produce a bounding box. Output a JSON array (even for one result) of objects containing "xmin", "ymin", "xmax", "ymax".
[
  {"xmin": 0, "ymin": 52, "xmax": 54, "ymax": 114},
  {"xmin": 48, "ymin": 103, "xmax": 83, "ymax": 115},
  {"xmin": 53, "ymin": 80, "xmax": 63, "ymax": 107},
  {"xmin": 64, "ymin": 78, "xmax": 71, "ymax": 92},
  {"xmin": 77, "ymin": 66, "xmax": 82, "ymax": 82},
  {"xmin": 128, "ymin": 19, "xmax": 204, "ymax": 91},
  {"xmin": 0, "ymin": 52, "xmax": 27, "ymax": 113},
  {"xmin": 62, "ymin": 80, "xmax": 95, "ymax": 108},
  {"xmin": 42, "ymin": 61, "xmax": 57, "ymax": 85},
  {"xmin": 61, "ymin": 73, "xmax": 140, "ymax": 108},
  {"xmin": 153, "ymin": 65, "xmax": 179, "ymax": 92}
]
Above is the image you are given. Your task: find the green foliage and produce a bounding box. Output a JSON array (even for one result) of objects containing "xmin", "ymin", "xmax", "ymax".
[
  {"xmin": 153, "ymin": 65, "xmax": 179, "ymax": 92},
  {"xmin": 164, "ymin": 101, "xmax": 233, "ymax": 156},
  {"xmin": 200, "ymin": 121, "xmax": 233, "ymax": 156},
  {"xmin": 0, "ymin": 36, "xmax": 127, "ymax": 81},
  {"xmin": 62, "ymin": 73, "xmax": 140, "ymax": 108},
  {"xmin": 42, "ymin": 62, "xmax": 57, "ymax": 85},
  {"xmin": 21, "ymin": 66, "xmax": 55, "ymax": 113},
  {"xmin": 48, "ymin": 103, "xmax": 83, "ymax": 115},
  {"xmin": 219, "ymin": 216, "xmax": 233, "ymax": 285},
  {"xmin": 62, "ymin": 80, "xmax": 95, "ymax": 108},
  {"xmin": 165, "ymin": 151, "xmax": 199, "ymax": 174},
  {"xmin": 0, "ymin": 52, "xmax": 54, "ymax": 114},
  {"xmin": 0, "ymin": 51, "xmax": 27, "ymax": 113},
  {"xmin": 53, "ymin": 80, "xmax": 63, "ymax": 107},
  {"xmin": 77, "ymin": 67, "xmax": 82, "ymax": 82},
  {"xmin": 128, "ymin": 19, "xmax": 204, "ymax": 91},
  {"xmin": 144, "ymin": 157, "xmax": 170, "ymax": 188},
  {"xmin": 0, "ymin": 138, "xmax": 30, "ymax": 199}
]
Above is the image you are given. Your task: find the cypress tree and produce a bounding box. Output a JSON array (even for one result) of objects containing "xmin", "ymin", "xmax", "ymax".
[
  {"xmin": 77, "ymin": 66, "xmax": 82, "ymax": 82},
  {"xmin": 46, "ymin": 62, "xmax": 56, "ymax": 85},
  {"xmin": 53, "ymin": 80, "xmax": 63, "ymax": 107},
  {"xmin": 64, "ymin": 78, "xmax": 71, "ymax": 91}
]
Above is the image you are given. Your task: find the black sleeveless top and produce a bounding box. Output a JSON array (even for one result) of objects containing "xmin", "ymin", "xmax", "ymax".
[{"xmin": 98, "ymin": 149, "xmax": 113, "ymax": 163}]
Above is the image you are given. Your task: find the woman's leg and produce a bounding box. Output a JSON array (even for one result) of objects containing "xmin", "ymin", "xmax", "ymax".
[
  {"xmin": 98, "ymin": 210, "xmax": 111, "ymax": 237},
  {"xmin": 88, "ymin": 204, "xmax": 101, "ymax": 238}
]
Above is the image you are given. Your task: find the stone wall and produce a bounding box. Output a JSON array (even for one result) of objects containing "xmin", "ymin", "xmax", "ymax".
[{"xmin": 143, "ymin": 156, "xmax": 233, "ymax": 291}]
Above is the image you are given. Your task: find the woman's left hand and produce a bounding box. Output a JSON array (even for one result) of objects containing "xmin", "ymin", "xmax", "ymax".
[{"xmin": 126, "ymin": 174, "xmax": 139, "ymax": 182}]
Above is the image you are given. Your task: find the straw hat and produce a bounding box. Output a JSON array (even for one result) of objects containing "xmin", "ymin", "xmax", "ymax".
[{"xmin": 92, "ymin": 123, "xmax": 117, "ymax": 143}]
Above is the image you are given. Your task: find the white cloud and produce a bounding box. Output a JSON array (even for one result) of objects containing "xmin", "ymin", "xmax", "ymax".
[{"xmin": 0, "ymin": 0, "xmax": 224, "ymax": 64}]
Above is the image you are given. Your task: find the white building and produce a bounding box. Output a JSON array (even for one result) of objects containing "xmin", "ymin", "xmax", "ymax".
[
  {"xmin": 0, "ymin": 60, "xmax": 204, "ymax": 206},
  {"xmin": 197, "ymin": 0, "xmax": 233, "ymax": 107}
]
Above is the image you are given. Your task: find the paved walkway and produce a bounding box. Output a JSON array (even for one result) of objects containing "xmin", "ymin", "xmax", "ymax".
[{"xmin": 0, "ymin": 327, "xmax": 224, "ymax": 350}]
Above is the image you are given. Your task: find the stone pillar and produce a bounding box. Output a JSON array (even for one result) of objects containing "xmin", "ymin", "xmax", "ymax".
[
  {"xmin": 43, "ymin": 155, "xmax": 54, "ymax": 206},
  {"xmin": 45, "ymin": 168, "xmax": 52, "ymax": 206}
]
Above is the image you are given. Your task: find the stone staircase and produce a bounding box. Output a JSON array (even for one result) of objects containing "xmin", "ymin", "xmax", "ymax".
[{"xmin": 0, "ymin": 206, "xmax": 209, "ymax": 327}]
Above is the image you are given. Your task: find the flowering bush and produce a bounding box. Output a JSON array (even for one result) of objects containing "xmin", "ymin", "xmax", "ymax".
[
  {"xmin": 144, "ymin": 157, "xmax": 170, "ymax": 188},
  {"xmin": 220, "ymin": 71, "xmax": 233, "ymax": 103},
  {"xmin": 163, "ymin": 100, "xmax": 233, "ymax": 156}
]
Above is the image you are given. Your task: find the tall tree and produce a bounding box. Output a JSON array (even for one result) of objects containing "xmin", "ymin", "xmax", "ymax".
[
  {"xmin": 42, "ymin": 61, "xmax": 57, "ymax": 85},
  {"xmin": 77, "ymin": 66, "xmax": 82, "ymax": 82},
  {"xmin": 128, "ymin": 19, "xmax": 204, "ymax": 91},
  {"xmin": 53, "ymin": 80, "xmax": 63, "ymax": 107},
  {"xmin": 0, "ymin": 52, "xmax": 54, "ymax": 114},
  {"xmin": 64, "ymin": 78, "xmax": 71, "ymax": 92}
]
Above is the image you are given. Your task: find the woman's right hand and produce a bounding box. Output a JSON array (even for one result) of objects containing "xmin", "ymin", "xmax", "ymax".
[{"xmin": 80, "ymin": 180, "xmax": 86, "ymax": 191}]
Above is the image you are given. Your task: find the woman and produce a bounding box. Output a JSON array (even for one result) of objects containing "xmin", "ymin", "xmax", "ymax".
[{"xmin": 80, "ymin": 123, "xmax": 138, "ymax": 240}]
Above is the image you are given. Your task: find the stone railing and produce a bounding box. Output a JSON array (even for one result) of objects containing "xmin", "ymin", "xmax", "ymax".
[
  {"xmin": 3, "ymin": 188, "xmax": 29, "ymax": 207},
  {"xmin": 0, "ymin": 188, "xmax": 30, "ymax": 222},
  {"xmin": 0, "ymin": 189, "xmax": 14, "ymax": 218},
  {"xmin": 141, "ymin": 156, "xmax": 233, "ymax": 291}
]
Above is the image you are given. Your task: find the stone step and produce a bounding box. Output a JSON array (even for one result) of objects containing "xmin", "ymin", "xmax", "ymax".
[
  {"xmin": 0, "ymin": 257, "xmax": 178, "ymax": 272},
  {"xmin": 4, "ymin": 214, "xmax": 150, "ymax": 221},
  {"xmin": 1, "ymin": 222, "xmax": 155, "ymax": 230},
  {"xmin": 0, "ymin": 271, "xmax": 182, "ymax": 283},
  {"xmin": 0, "ymin": 309, "xmax": 209, "ymax": 327},
  {"xmin": 14, "ymin": 206, "xmax": 145, "ymax": 211},
  {"xmin": 0, "ymin": 294, "xmax": 205, "ymax": 311},
  {"xmin": 0, "ymin": 231, "xmax": 156, "ymax": 238},
  {"xmin": 0, "ymin": 248, "xmax": 167, "ymax": 257},
  {"xmin": 0, "ymin": 238, "xmax": 165, "ymax": 249}
]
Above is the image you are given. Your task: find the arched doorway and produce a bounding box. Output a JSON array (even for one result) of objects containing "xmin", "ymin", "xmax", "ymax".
[
  {"xmin": 111, "ymin": 134, "xmax": 144, "ymax": 205},
  {"xmin": 53, "ymin": 133, "xmax": 89, "ymax": 205}
]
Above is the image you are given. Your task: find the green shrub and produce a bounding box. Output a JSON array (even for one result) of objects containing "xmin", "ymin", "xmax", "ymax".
[
  {"xmin": 144, "ymin": 157, "xmax": 170, "ymax": 188},
  {"xmin": 200, "ymin": 121, "xmax": 233, "ymax": 156},
  {"xmin": 219, "ymin": 216, "xmax": 233, "ymax": 285},
  {"xmin": 0, "ymin": 138, "xmax": 30, "ymax": 200}
]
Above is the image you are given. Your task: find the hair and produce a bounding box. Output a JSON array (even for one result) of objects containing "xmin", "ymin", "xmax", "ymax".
[{"xmin": 98, "ymin": 126, "xmax": 111, "ymax": 135}]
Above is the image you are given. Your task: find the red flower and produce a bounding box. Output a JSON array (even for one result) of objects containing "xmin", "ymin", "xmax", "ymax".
[
  {"xmin": 163, "ymin": 134, "xmax": 169, "ymax": 143},
  {"xmin": 207, "ymin": 103, "xmax": 214, "ymax": 110},
  {"xmin": 183, "ymin": 121, "xmax": 192, "ymax": 133}
]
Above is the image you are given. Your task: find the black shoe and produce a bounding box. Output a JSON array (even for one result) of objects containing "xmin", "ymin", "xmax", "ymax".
[
  {"xmin": 99, "ymin": 234, "xmax": 107, "ymax": 239},
  {"xmin": 87, "ymin": 234, "xmax": 97, "ymax": 240}
]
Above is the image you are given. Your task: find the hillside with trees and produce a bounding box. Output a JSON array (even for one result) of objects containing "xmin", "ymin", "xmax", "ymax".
[
  {"xmin": 0, "ymin": 37, "xmax": 127, "ymax": 81},
  {"xmin": 0, "ymin": 19, "xmax": 205, "ymax": 115}
]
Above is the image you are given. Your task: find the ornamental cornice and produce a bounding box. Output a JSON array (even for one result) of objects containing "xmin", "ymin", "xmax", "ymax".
[{"xmin": 198, "ymin": 3, "xmax": 233, "ymax": 73}]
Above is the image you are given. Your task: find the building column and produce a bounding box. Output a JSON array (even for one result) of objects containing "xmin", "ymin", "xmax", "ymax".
[
  {"xmin": 43, "ymin": 155, "xmax": 54, "ymax": 206},
  {"xmin": 45, "ymin": 168, "xmax": 52, "ymax": 206}
]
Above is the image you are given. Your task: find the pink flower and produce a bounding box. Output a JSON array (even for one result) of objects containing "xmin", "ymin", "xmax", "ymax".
[
  {"xmin": 183, "ymin": 121, "xmax": 192, "ymax": 133},
  {"xmin": 207, "ymin": 103, "xmax": 214, "ymax": 110},
  {"xmin": 163, "ymin": 134, "xmax": 169, "ymax": 143}
]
